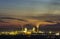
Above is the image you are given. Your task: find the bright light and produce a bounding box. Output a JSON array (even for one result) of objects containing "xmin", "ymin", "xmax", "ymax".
[
  {"xmin": 23, "ymin": 28, "xmax": 32, "ymax": 35},
  {"xmin": 37, "ymin": 25, "xmax": 39, "ymax": 28},
  {"xmin": 9, "ymin": 32, "xmax": 16, "ymax": 35},
  {"xmin": 8, "ymin": 31, "xmax": 18, "ymax": 35},
  {"xmin": 55, "ymin": 32, "xmax": 60, "ymax": 36},
  {"xmin": 32, "ymin": 27, "xmax": 35, "ymax": 32},
  {"xmin": 25, "ymin": 32, "xmax": 31, "ymax": 35},
  {"xmin": 39, "ymin": 31, "xmax": 44, "ymax": 33},
  {"xmin": 0, "ymin": 31, "xmax": 19, "ymax": 35},
  {"xmin": 23, "ymin": 28, "xmax": 27, "ymax": 33},
  {"xmin": 49, "ymin": 31, "xmax": 52, "ymax": 34},
  {"xmin": 1, "ymin": 32, "xmax": 5, "ymax": 34}
]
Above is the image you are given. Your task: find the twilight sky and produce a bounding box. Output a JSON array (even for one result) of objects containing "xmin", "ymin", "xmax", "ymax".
[
  {"xmin": 0, "ymin": 0, "xmax": 60, "ymax": 17},
  {"xmin": 0, "ymin": 0, "xmax": 60, "ymax": 32}
]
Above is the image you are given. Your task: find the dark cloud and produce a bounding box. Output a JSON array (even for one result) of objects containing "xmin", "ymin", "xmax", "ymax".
[
  {"xmin": 27, "ymin": 14, "xmax": 60, "ymax": 21},
  {"xmin": 0, "ymin": 25, "xmax": 22, "ymax": 32},
  {"xmin": 0, "ymin": 20, "xmax": 4, "ymax": 22},
  {"xmin": 0, "ymin": 17, "xmax": 15, "ymax": 19},
  {"xmin": 45, "ymin": 20, "xmax": 55, "ymax": 23},
  {"xmin": 0, "ymin": 19, "xmax": 8, "ymax": 23},
  {"xmin": 16, "ymin": 19, "xmax": 27, "ymax": 22},
  {"xmin": 39, "ymin": 23, "xmax": 60, "ymax": 32},
  {"xmin": 0, "ymin": 17, "xmax": 28, "ymax": 22}
]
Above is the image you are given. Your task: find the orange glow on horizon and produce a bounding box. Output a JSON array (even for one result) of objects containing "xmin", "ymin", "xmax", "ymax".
[{"xmin": 0, "ymin": 18, "xmax": 57, "ymax": 27}]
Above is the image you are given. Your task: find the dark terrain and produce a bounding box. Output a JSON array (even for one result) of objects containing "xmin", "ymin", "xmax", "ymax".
[{"xmin": 0, "ymin": 34, "xmax": 60, "ymax": 39}]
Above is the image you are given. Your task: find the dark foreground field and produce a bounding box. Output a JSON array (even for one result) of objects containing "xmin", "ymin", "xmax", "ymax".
[{"xmin": 0, "ymin": 34, "xmax": 60, "ymax": 39}]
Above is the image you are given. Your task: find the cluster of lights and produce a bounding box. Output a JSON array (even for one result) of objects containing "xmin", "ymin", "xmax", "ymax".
[
  {"xmin": 23, "ymin": 28, "xmax": 32, "ymax": 35},
  {"xmin": 0, "ymin": 31, "xmax": 20, "ymax": 35},
  {"xmin": 0, "ymin": 27, "xmax": 60, "ymax": 36}
]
